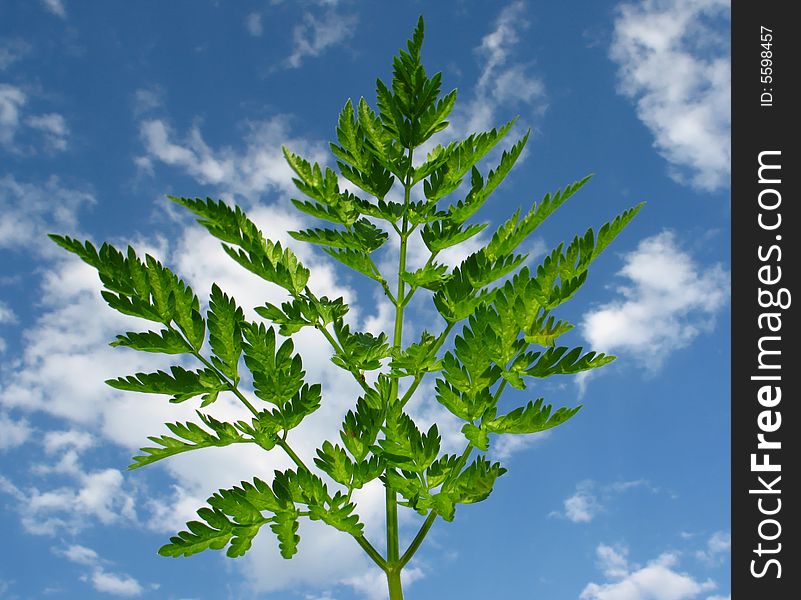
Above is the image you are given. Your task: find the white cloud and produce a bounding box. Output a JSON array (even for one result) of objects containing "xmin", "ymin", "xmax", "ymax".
[
  {"xmin": 0, "ymin": 175, "xmax": 94, "ymax": 255},
  {"xmin": 88, "ymin": 570, "xmax": 143, "ymax": 597},
  {"xmin": 286, "ymin": 10, "xmax": 357, "ymax": 68},
  {"xmin": 58, "ymin": 543, "xmax": 145, "ymax": 597},
  {"xmin": 452, "ymin": 1, "xmax": 546, "ymax": 136},
  {"xmin": 564, "ymin": 482, "xmax": 602, "ymax": 523},
  {"xmin": 132, "ymin": 86, "xmax": 164, "ymax": 117},
  {"xmin": 597, "ymin": 544, "xmax": 631, "ymax": 578},
  {"xmin": 0, "ymin": 422, "xmax": 136, "ymax": 535},
  {"xmin": 25, "ymin": 112, "xmax": 69, "ymax": 151},
  {"xmin": 1, "ymin": 84, "xmax": 70, "ymax": 153},
  {"xmin": 581, "ymin": 545, "xmax": 716, "ymax": 600},
  {"xmin": 0, "ymin": 84, "xmax": 26, "ymax": 148},
  {"xmin": 245, "ymin": 12, "xmax": 263, "ymax": 37},
  {"xmin": 581, "ymin": 231, "xmax": 728, "ymax": 371},
  {"xmin": 0, "ymin": 412, "xmax": 31, "ymax": 449},
  {"xmin": 695, "ymin": 531, "xmax": 730, "ymax": 565},
  {"xmin": 41, "ymin": 0, "xmax": 67, "ymax": 18},
  {"xmin": 58, "ymin": 543, "xmax": 100, "ymax": 566},
  {"xmin": 554, "ymin": 479, "xmax": 656, "ymax": 523},
  {"xmin": 138, "ymin": 115, "xmax": 327, "ymax": 199},
  {"xmin": 0, "ymin": 38, "xmax": 31, "ymax": 71},
  {"xmin": 0, "ymin": 300, "xmax": 15, "ymax": 323},
  {"xmin": 610, "ymin": 0, "xmax": 730, "ymax": 191},
  {"xmin": 490, "ymin": 430, "xmax": 551, "ymax": 460}
]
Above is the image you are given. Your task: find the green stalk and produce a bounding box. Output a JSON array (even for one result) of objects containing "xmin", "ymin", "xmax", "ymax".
[
  {"xmin": 400, "ymin": 510, "xmax": 437, "ymax": 567},
  {"xmin": 387, "ymin": 566, "xmax": 404, "ymax": 600},
  {"xmin": 385, "ymin": 148, "xmax": 414, "ymax": 600}
]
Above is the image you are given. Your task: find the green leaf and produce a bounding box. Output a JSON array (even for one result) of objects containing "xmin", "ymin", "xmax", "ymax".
[
  {"xmin": 130, "ymin": 412, "xmax": 248, "ymax": 469},
  {"xmin": 242, "ymin": 323, "xmax": 306, "ymax": 406},
  {"xmin": 425, "ymin": 454, "xmax": 461, "ymax": 489},
  {"xmin": 313, "ymin": 492, "xmax": 364, "ymax": 536},
  {"xmin": 234, "ymin": 478, "xmax": 284, "ymax": 513},
  {"xmin": 158, "ymin": 507, "xmax": 235, "ymax": 558},
  {"xmin": 170, "ymin": 196, "xmax": 311, "ymax": 295},
  {"xmin": 432, "ymin": 265, "xmax": 497, "ymax": 323},
  {"xmin": 389, "ymin": 331, "xmax": 443, "ymax": 377},
  {"xmin": 277, "ymin": 383, "xmax": 323, "ymax": 431},
  {"xmin": 523, "ymin": 311, "xmax": 574, "ymax": 347},
  {"xmin": 461, "ymin": 423, "xmax": 489, "ymax": 451},
  {"xmin": 291, "ymin": 194, "xmax": 362, "ymax": 228},
  {"xmin": 111, "ymin": 329, "xmax": 191, "ymax": 354},
  {"xmin": 484, "ymin": 399, "xmax": 582, "ymax": 435},
  {"xmin": 379, "ymin": 408, "xmax": 440, "ymax": 472},
  {"xmin": 271, "ymin": 510, "xmax": 301, "ymax": 559},
  {"xmin": 485, "ymin": 175, "xmax": 593, "ymax": 261},
  {"xmin": 340, "ymin": 398, "xmax": 383, "ymax": 462},
  {"xmin": 524, "ymin": 346, "xmax": 615, "ymax": 378},
  {"xmin": 384, "ymin": 469, "xmax": 425, "ymax": 506},
  {"xmin": 106, "ymin": 366, "xmax": 224, "ymax": 403},
  {"xmin": 400, "ymin": 262, "xmax": 449, "ymax": 292},
  {"xmin": 448, "ymin": 132, "xmax": 529, "ymax": 223},
  {"xmin": 256, "ymin": 295, "xmax": 348, "ymax": 336},
  {"xmin": 324, "ymin": 247, "xmax": 384, "ymax": 282},
  {"xmin": 422, "ymin": 120, "xmax": 516, "ymax": 202},
  {"xmin": 50, "ymin": 237, "xmax": 206, "ymax": 337},
  {"xmin": 420, "ymin": 220, "xmax": 487, "ymax": 253},
  {"xmin": 208, "ymin": 284, "xmax": 244, "ymax": 382},
  {"xmin": 357, "ymin": 98, "xmax": 404, "ymax": 177},
  {"xmin": 416, "ymin": 89, "xmax": 457, "ymax": 146},
  {"xmin": 332, "ymin": 321, "xmax": 391, "ymax": 371},
  {"xmin": 291, "ymin": 219, "xmax": 388, "ymax": 254},
  {"xmin": 444, "ymin": 456, "xmax": 506, "ymax": 505},
  {"xmin": 49, "ymin": 234, "xmax": 103, "ymax": 269},
  {"xmin": 314, "ymin": 441, "xmax": 355, "ymax": 487},
  {"xmin": 282, "ymin": 148, "xmax": 340, "ymax": 206}
]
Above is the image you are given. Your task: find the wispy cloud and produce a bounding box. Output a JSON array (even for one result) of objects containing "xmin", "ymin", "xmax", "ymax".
[
  {"xmin": 0, "ymin": 412, "xmax": 31, "ymax": 449},
  {"xmin": 0, "ymin": 38, "xmax": 31, "ymax": 71},
  {"xmin": 286, "ymin": 9, "xmax": 358, "ymax": 68},
  {"xmin": 0, "ymin": 84, "xmax": 70, "ymax": 153},
  {"xmin": 581, "ymin": 231, "xmax": 728, "ymax": 372},
  {"xmin": 57, "ymin": 544, "xmax": 145, "ymax": 597},
  {"xmin": 0, "ymin": 427, "xmax": 137, "ymax": 535},
  {"xmin": 25, "ymin": 113, "xmax": 69, "ymax": 151},
  {"xmin": 245, "ymin": 12, "xmax": 264, "ymax": 37},
  {"xmin": 41, "ymin": 0, "xmax": 67, "ymax": 19},
  {"xmin": 137, "ymin": 115, "xmax": 327, "ymax": 199},
  {"xmin": 695, "ymin": 531, "xmax": 730, "ymax": 566},
  {"xmin": 581, "ymin": 544, "xmax": 717, "ymax": 600},
  {"xmin": 450, "ymin": 1, "xmax": 546, "ymax": 137},
  {"xmin": 132, "ymin": 85, "xmax": 164, "ymax": 117},
  {"xmin": 0, "ymin": 84, "xmax": 26, "ymax": 148},
  {"xmin": 0, "ymin": 175, "xmax": 94, "ymax": 256},
  {"xmin": 553, "ymin": 479, "xmax": 657, "ymax": 523},
  {"xmin": 610, "ymin": 0, "xmax": 730, "ymax": 191}
]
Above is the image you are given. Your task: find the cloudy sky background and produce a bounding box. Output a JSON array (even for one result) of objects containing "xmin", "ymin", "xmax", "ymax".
[{"xmin": 1, "ymin": 1, "xmax": 730, "ymax": 599}]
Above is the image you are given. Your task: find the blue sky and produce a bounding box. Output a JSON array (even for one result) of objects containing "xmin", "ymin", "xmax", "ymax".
[{"xmin": 0, "ymin": 1, "xmax": 731, "ymax": 599}]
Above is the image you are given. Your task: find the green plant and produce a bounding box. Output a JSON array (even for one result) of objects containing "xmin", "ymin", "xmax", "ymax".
[{"xmin": 50, "ymin": 17, "xmax": 641, "ymax": 600}]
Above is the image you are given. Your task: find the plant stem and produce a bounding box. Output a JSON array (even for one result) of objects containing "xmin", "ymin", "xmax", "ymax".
[
  {"xmin": 386, "ymin": 566, "xmax": 404, "ymax": 600},
  {"xmin": 355, "ymin": 535, "xmax": 387, "ymax": 570},
  {"xmin": 400, "ymin": 510, "xmax": 437, "ymax": 567},
  {"xmin": 276, "ymin": 439, "xmax": 310, "ymax": 472},
  {"xmin": 386, "ymin": 147, "xmax": 414, "ymax": 595},
  {"xmin": 167, "ymin": 323, "xmax": 262, "ymax": 418},
  {"xmin": 398, "ymin": 321, "xmax": 455, "ymax": 407}
]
